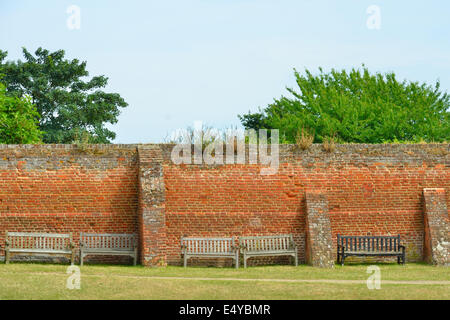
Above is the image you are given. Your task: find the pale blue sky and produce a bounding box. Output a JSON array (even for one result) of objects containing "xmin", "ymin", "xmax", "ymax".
[{"xmin": 1, "ymin": 0, "xmax": 449, "ymax": 143}]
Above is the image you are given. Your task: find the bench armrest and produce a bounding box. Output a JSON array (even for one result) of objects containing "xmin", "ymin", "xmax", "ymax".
[
  {"xmin": 239, "ymin": 244, "xmax": 247, "ymax": 251},
  {"xmin": 5, "ymin": 240, "xmax": 9, "ymax": 248}
]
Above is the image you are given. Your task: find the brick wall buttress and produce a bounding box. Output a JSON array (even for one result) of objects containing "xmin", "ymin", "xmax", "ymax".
[
  {"xmin": 305, "ymin": 191, "xmax": 334, "ymax": 268},
  {"xmin": 138, "ymin": 145, "xmax": 167, "ymax": 266},
  {"xmin": 423, "ymin": 188, "xmax": 449, "ymax": 266}
]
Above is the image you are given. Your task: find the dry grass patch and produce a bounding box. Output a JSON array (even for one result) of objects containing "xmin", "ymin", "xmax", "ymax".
[{"xmin": 295, "ymin": 128, "xmax": 314, "ymax": 150}]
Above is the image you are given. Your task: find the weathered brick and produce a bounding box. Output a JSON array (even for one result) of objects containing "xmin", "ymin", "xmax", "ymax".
[
  {"xmin": 0, "ymin": 143, "xmax": 448, "ymax": 266},
  {"xmin": 423, "ymin": 188, "xmax": 449, "ymax": 266},
  {"xmin": 305, "ymin": 191, "xmax": 334, "ymax": 268}
]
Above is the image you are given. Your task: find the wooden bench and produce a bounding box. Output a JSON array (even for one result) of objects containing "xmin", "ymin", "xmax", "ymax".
[
  {"xmin": 181, "ymin": 237, "xmax": 239, "ymax": 268},
  {"xmin": 5, "ymin": 231, "xmax": 75, "ymax": 264},
  {"xmin": 239, "ymin": 234, "xmax": 298, "ymax": 268},
  {"xmin": 337, "ymin": 234, "xmax": 406, "ymax": 266},
  {"xmin": 80, "ymin": 233, "xmax": 138, "ymax": 266}
]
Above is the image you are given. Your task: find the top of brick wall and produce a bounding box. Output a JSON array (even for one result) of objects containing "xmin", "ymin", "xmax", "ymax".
[
  {"xmin": 0, "ymin": 143, "xmax": 448, "ymax": 164},
  {"xmin": 0, "ymin": 144, "xmax": 139, "ymax": 157},
  {"xmin": 161, "ymin": 143, "xmax": 450, "ymax": 165}
]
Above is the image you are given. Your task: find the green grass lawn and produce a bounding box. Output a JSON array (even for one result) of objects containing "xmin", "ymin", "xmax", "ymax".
[{"xmin": 0, "ymin": 262, "xmax": 448, "ymax": 300}]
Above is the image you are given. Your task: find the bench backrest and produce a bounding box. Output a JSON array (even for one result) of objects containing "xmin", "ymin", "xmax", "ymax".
[
  {"xmin": 181, "ymin": 237, "xmax": 236, "ymax": 254},
  {"xmin": 6, "ymin": 232, "xmax": 72, "ymax": 251},
  {"xmin": 80, "ymin": 233, "xmax": 136, "ymax": 251},
  {"xmin": 337, "ymin": 234, "xmax": 401, "ymax": 252},
  {"xmin": 239, "ymin": 234, "xmax": 294, "ymax": 252}
]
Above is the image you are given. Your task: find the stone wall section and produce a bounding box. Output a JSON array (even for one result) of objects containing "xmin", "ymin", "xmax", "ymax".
[{"xmin": 423, "ymin": 188, "xmax": 449, "ymax": 266}]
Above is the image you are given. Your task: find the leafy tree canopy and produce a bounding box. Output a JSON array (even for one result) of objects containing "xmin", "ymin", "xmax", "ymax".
[
  {"xmin": 239, "ymin": 66, "xmax": 450, "ymax": 143},
  {"xmin": 0, "ymin": 82, "xmax": 43, "ymax": 144},
  {"xmin": 0, "ymin": 47, "xmax": 128, "ymax": 143}
]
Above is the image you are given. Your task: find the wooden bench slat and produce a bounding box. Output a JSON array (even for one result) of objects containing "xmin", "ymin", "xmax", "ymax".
[
  {"xmin": 9, "ymin": 249, "xmax": 72, "ymax": 254},
  {"xmin": 8, "ymin": 232, "xmax": 71, "ymax": 238}
]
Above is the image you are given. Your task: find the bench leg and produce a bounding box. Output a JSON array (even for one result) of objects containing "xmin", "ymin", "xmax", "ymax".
[
  {"xmin": 235, "ymin": 252, "xmax": 239, "ymax": 269},
  {"xmin": 183, "ymin": 255, "xmax": 187, "ymax": 268},
  {"xmin": 5, "ymin": 249, "xmax": 10, "ymax": 264},
  {"xmin": 244, "ymin": 255, "xmax": 248, "ymax": 269},
  {"xmin": 133, "ymin": 248, "xmax": 137, "ymax": 266},
  {"xmin": 294, "ymin": 253, "xmax": 298, "ymax": 267},
  {"xmin": 80, "ymin": 251, "xmax": 84, "ymax": 267},
  {"xmin": 340, "ymin": 248, "xmax": 346, "ymax": 266},
  {"xmin": 71, "ymin": 249, "xmax": 75, "ymax": 266}
]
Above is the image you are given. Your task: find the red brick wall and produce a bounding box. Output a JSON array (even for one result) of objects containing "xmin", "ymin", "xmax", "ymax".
[
  {"xmin": 164, "ymin": 145, "xmax": 449, "ymax": 264},
  {"xmin": 164, "ymin": 164, "xmax": 305, "ymax": 264},
  {"xmin": 0, "ymin": 144, "xmax": 448, "ymax": 265},
  {"xmin": 0, "ymin": 145, "xmax": 139, "ymax": 258}
]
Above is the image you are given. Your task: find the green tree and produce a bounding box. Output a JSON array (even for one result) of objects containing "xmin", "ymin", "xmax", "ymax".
[
  {"xmin": 239, "ymin": 67, "xmax": 450, "ymax": 143},
  {"xmin": 0, "ymin": 47, "xmax": 128, "ymax": 143},
  {"xmin": 0, "ymin": 82, "xmax": 43, "ymax": 144}
]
